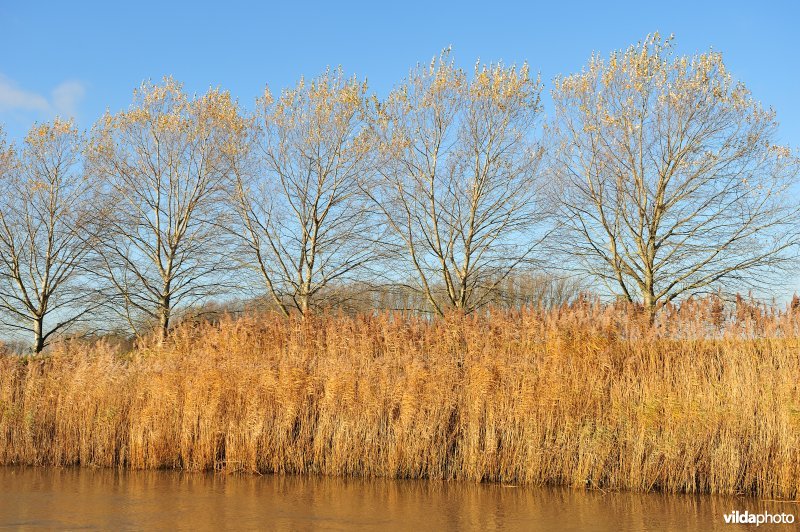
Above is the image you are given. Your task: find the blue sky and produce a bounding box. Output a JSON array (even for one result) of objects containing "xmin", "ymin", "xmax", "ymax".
[{"xmin": 1, "ymin": 0, "xmax": 798, "ymax": 147}]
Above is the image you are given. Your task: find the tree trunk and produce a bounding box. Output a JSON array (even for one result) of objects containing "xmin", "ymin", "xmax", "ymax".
[
  {"xmin": 642, "ymin": 289, "xmax": 658, "ymax": 324},
  {"xmin": 158, "ymin": 295, "xmax": 171, "ymax": 342},
  {"xmin": 33, "ymin": 316, "xmax": 45, "ymax": 354},
  {"xmin": 298, "ymin": 291, "xmax": 310, "ymax": 316}
]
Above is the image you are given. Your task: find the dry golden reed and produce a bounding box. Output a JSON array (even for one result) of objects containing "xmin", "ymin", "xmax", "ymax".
[{"xmin": 1, "ymin": 301, "xmax": 799, "ymax": 499}]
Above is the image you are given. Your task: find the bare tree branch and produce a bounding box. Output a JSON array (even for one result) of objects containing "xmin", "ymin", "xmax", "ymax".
[
  {"xmin": 231, "ymin": 69, "xmax": 380, "ymax": 315},
  {"xmin": 87, "ymin": 78, "xmax": 245, "ymax": 339},
  {"xmin": 0, "ymin": 120, "xmax": 98, "ymax": 352},
  {"xmin": 548, "ymin": 34, "xmax": 800, "ymax": 314},
  {"xmin": 365, "ymin": 51, "xmax": 548, "ymax": 314}
]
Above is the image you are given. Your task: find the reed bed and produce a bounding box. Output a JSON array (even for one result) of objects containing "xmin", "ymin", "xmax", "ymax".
[{"xmin": 1, "ymin": 300, "xmax": 799, "ymax": 498}]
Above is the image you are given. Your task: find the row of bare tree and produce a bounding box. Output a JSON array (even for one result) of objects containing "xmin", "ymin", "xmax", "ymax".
[{"xmin": 0, "ymin": 34, "xmax": 798, "ymax": 351}]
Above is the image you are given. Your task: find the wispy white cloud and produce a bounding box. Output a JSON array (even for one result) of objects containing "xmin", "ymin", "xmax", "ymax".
[
  {"xmin": 0, "ymin": 75, "xmax": 86, "ymax": 118},
  {"xmin": 51, "ymin": 80, "xmax": 86, "ymax": 117},
  {"xmin": 0, "ymin": 76, "xmax": 49, "ymax": 112}
]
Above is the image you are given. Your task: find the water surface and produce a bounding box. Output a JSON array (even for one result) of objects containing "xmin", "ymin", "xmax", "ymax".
[{"xmin": 0, "ymin": 467, "xmax": 796, "ymax": 530}]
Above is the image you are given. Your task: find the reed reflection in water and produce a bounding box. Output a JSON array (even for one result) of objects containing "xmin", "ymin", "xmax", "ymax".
[{"xmin": 0, "ymin": 467, "xmax": 796, "ymax": 531}]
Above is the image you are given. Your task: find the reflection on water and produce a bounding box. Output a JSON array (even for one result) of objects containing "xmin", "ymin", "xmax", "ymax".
[{"xmin": 0, "ymin": 467, "xmax": 796, "ymax": 531}]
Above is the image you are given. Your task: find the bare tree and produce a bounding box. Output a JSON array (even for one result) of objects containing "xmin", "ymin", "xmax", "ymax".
[
  {"xmin": 232, "ymin": 69, "xmax": 376, "ymax": 316},
  {"xmin": 365, "ymin": 51, "xmax": 546, "ymax": 315},
  {"xmin": 0, "ymin": 120, "xmax": 97, "ymax": 352},
  {"xmin": 549, "ymin": 34, "xmax": 800, "ymax": 313},
  {"xmin": 87, "ymin": 78, "xmax": 246, "ymax": 339}
]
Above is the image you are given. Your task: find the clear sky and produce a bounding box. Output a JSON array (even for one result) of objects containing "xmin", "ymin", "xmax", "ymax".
[{"xmin": 1, "ymin": 0, "xmax": 798, "ymax": 145}]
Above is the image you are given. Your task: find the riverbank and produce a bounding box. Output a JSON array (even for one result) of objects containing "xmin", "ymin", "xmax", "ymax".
[{"xmin": 1, "ymin": 304, "xmax": 799, "ymax": 499}]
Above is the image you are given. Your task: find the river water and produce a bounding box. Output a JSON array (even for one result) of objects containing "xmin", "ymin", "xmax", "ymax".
[{"xmin": 0, "ymin": 467, "xmax": 796, "ymax": 530}]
